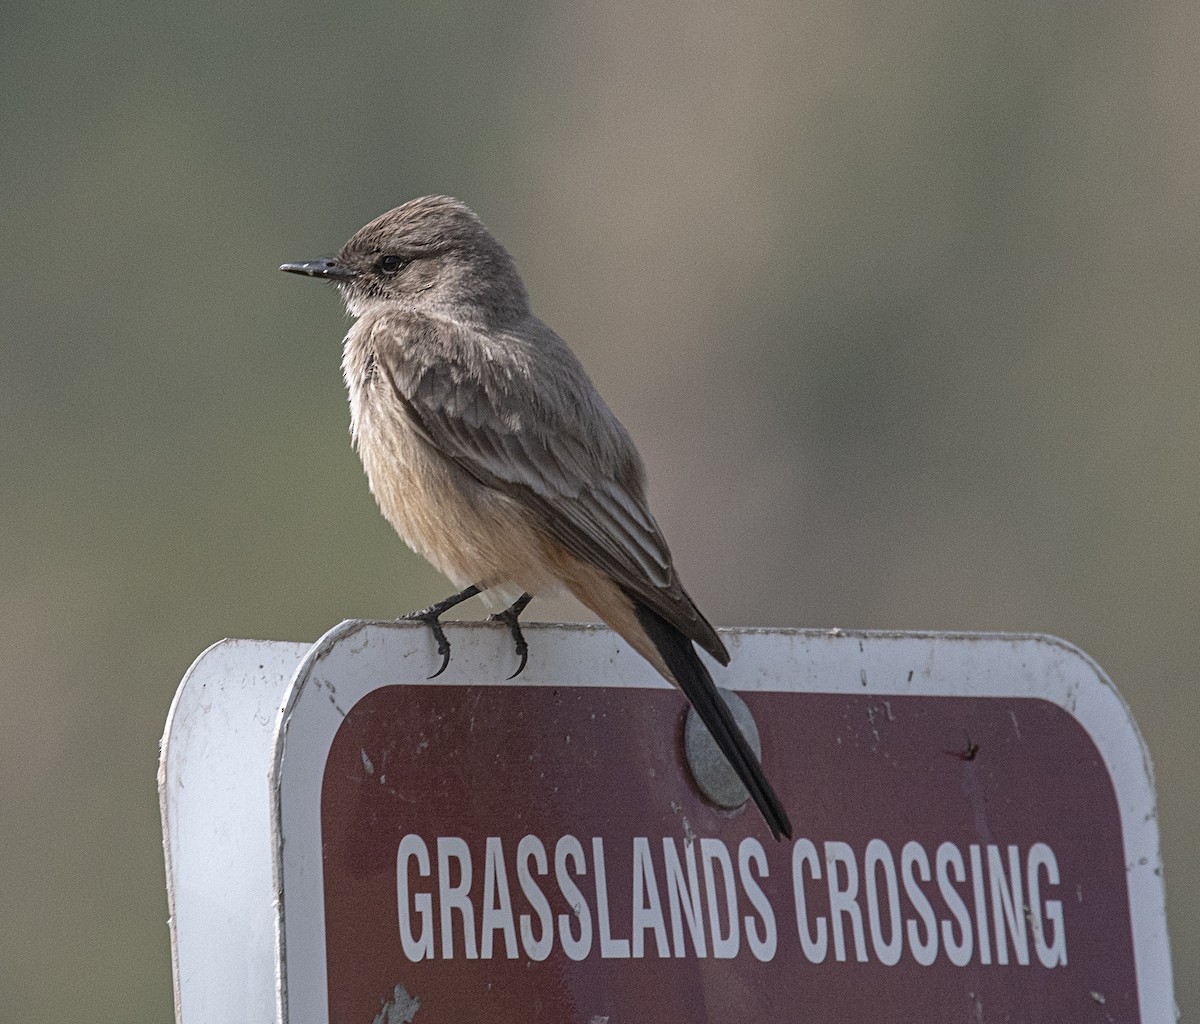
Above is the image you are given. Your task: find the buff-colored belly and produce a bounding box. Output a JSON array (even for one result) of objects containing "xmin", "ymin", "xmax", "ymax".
[{"xmin": 354, "ymin": 406, "xmax": 558, "ymax": 601}]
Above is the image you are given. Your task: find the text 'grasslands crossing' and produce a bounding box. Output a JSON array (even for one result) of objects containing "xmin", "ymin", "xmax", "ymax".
[{"xmin": 394, "ymin": 834, "xmax": 1069, "ymax": 968}]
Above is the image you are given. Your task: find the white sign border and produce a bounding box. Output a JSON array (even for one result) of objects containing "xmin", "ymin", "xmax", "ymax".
[{"xmin": 269, "ymin": 622, "xmax": 1176, "ymax": 1023}]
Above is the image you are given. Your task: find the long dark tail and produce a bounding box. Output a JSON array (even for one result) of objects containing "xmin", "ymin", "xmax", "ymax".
[{"xmin": 632, "ymin": 601, "xmax": 792, "ymax": 841}]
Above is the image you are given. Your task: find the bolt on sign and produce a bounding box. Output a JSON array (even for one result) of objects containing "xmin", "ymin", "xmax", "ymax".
[{"xmin": 160, "ymin": 623, "xmax": 1176, "ymax": 1024}]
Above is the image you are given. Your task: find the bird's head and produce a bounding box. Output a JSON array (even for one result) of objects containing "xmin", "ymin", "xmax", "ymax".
[{"xmin": 281, "ymin": 195, "xmax": 529, "ymax": 324}]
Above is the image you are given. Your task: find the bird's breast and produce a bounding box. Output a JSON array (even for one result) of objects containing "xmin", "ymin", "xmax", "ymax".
[{"xmin": 342, "ymin": 329, "xmax": 558, "ymax": 600}]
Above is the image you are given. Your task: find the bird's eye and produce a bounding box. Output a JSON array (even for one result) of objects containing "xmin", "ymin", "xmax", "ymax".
[{"xmin": 377, "ymin": 254, "xmax": 405, "ymax": 274}]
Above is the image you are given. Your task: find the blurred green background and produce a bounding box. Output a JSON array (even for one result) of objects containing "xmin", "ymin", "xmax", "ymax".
[{"xmin": 2, "ymin": 0, "xmax": 1193, "ymax": 1017}]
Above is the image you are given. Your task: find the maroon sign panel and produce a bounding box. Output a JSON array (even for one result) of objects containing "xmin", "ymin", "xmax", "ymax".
[{"xmin": 320, "ymin": 685, "xmax": 1137, "ymax": 1023}]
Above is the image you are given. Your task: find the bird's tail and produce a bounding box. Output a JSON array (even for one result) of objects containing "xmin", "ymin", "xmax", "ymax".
[{"xmin": 632, "ymin": 601, "xmax": 793, "ymax": 841}]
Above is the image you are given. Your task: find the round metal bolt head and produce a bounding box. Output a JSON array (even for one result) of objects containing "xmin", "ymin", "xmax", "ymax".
[{"xmin": 684, "ymin": 688, "xmax": 763, "ymax": 809}]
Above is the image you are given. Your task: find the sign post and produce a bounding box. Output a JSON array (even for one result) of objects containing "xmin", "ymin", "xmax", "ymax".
[{"xmin": 161, "ymin": 623, "xmax": 1177, "ymax": 1022}]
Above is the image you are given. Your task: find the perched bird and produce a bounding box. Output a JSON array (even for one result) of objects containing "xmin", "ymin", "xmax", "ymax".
[{"xmin": 281, "ymin": 196, "xmax": 791, "ymax": 840}]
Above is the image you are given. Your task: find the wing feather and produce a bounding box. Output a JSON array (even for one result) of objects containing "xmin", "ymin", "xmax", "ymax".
[{"xmin": 373, "ymin": 311, "xmax": 728, "ymax": 663}]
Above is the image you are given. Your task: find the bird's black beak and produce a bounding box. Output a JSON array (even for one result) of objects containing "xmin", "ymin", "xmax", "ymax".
[{"xmin": 279, "ymin": 258, "xmax": 357, "ymax": 280}]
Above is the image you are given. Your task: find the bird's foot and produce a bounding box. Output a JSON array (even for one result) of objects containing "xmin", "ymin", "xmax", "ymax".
[
  {"xmin": 397, "ymin": 607, "xmax": 454, "ymax": 678},
  {"xmin": 397, "ymin": 584, "xmax": 482, "ymax": 678},
  {"xmin": 487, "ymin": 593, "xmax": 533, "ymax": 679}
]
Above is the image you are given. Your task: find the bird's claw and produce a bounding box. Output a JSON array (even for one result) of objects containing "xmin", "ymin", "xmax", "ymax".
[
  {"xmin": 507, "ymin": 637, "xmax": 529, "ymax": 680},
  {"xmin": 398, "ymin": 608, "xmax": 453, "ymax": 678},
  {"xmin": 488, "ymin": 606, "xmax": 530, "ymax": 679}
]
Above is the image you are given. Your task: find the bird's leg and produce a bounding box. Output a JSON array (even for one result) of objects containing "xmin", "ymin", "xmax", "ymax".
[
  {"xmin": 487, "ymin": 592, "xmax": 534, "ymax": 679},
  {"xmin": 397, "ymin": 584, "xmax": 483, "ymax": 678}
]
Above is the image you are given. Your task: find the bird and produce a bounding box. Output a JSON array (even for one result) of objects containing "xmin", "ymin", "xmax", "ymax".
[{"xmin": 281, "ymin": 196, "xmax": 791, "ymax": 841}]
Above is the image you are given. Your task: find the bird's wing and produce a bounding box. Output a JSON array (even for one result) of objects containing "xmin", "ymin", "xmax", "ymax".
[{"xmin": 373, "ymin": 313, "xmax": 729, "ymax": 664}]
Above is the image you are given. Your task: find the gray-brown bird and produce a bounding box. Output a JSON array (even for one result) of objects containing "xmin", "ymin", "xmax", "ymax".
[{"xmin": 281, "ymin": 196, "xmax": 791, "ymax": 840}]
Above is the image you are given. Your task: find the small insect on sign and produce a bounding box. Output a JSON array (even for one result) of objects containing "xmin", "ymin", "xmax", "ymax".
[{"xmin": 160, "ymin": 624, "xmax": 1175, "ymax": 1024}]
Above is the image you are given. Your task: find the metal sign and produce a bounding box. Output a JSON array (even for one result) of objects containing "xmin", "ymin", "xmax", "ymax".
[{"xmin": 161, "ymin": 624, "xmax": 1176, "ymax": 1024}]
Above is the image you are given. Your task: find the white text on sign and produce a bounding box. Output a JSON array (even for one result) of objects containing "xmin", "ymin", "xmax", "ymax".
[{"xmin": 393, "ymin": 835, "xmax": 1069, "ymax": 968}]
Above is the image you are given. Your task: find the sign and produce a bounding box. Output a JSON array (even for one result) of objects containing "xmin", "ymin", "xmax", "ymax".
[{"xmin": 162, "ymin": 624, "xmax": 1176, "ymax": 1023}]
